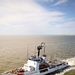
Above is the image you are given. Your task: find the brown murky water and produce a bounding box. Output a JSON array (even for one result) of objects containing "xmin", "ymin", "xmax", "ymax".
[{"xmin": 0, "ymin": 35, "xmax": 75, "ymax": 75}]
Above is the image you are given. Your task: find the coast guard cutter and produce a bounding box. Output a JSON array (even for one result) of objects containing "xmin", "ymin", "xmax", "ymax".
[{"xmin": 2, "ymin": 42, "xmax": 69, "ymax": 75}]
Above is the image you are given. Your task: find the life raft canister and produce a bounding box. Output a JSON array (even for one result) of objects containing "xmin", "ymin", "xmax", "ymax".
[{"xmin": 17, "ymin": 73, "xmax": 23, "ymax": 75}]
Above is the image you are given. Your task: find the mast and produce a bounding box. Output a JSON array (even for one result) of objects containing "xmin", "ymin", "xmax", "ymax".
[
  {"xmin": 37, "ymin": 42, "xmax": 45, "ymax": 57},
  {"xmin": 27, "ymin": 44, "xmax": 29, "ymax": 60}
]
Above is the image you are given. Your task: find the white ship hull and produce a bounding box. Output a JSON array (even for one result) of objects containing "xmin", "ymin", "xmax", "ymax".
[{"xmin": 2, "ymin": 64, "xmax": 68, "ymax": 75}]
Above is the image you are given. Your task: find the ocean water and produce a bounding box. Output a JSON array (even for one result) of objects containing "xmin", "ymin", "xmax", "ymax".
[{"xmin": 0, "ymin": 35, "xmax": 75, "ymax": 75}]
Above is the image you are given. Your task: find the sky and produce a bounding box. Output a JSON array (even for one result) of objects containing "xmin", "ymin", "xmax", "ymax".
[{"xmin": 0, "ymin": 0, "xmax": 75, "ymax": 35}]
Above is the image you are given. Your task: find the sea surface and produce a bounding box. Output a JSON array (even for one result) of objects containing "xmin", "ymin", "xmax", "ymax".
[{"xmin": 0, "ymin": 35, "xmax": 75, "ymax": 75}]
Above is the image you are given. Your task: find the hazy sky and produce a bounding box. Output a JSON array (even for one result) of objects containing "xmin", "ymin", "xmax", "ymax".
[{"xmin": 0, "ymin": 0, "xmax": 75, "ymax": 35}]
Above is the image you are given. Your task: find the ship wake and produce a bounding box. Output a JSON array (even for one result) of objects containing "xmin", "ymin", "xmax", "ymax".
[{"xmin": 55, "ymin": 57, "xmax": 75, "ymax": 75}]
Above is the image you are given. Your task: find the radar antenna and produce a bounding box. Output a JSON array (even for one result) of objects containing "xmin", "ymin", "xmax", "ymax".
[{"xmin": 37, "ymin": 42, "xmax": 45, "ymax": 57}]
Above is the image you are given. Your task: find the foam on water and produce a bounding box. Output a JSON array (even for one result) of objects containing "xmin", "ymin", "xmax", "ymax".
[
  {"xmin": 55, "ymin": 57, "xmax": 75, "ymax": 75},
  {"xmin": 66, "ymin": 57, "xmax": 75, "ymax": 66}
]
